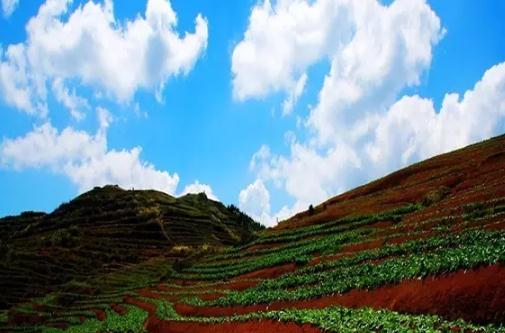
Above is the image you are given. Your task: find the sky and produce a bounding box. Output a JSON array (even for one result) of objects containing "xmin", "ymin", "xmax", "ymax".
[{"xmin": 0, "ymin": 0, "xmax": 504, "ymax": 226}]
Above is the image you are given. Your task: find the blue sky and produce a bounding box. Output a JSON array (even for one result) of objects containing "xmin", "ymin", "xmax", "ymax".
[{"xmin": 1, "ymin": 0, "xmax": 504, "ymax": 225}]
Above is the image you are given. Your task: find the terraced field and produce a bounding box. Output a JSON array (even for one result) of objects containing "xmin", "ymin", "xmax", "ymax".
[{"xmin": 1, "ymin": 134, "xmax": 505, "ymax": 332}]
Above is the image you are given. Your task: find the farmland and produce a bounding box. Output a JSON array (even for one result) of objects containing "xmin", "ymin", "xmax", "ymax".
[{"xmin": 1, "ymin": 134, "xmax": 505, "ymax": 332}]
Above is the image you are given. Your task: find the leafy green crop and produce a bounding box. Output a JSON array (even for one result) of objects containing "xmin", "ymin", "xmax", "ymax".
[
  {"xmin": 192, "ymin": 230, "xmax": 505, "ymax": 306},
  {"xmin": 41, "ymin": 305, "xmax": 147, "ymax": 333}
]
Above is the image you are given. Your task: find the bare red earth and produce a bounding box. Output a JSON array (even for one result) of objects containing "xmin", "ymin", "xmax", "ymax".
[
  {"xmin": 94, "ymin": 309, "xmax": 106, "ymax": 321},
  {"xmin": 232, "ymin": 262, "xmax": 297, "ymax": 280},
  {"xmin": 110, "ymin": 303, "xmax": 127, "ymax": 315},
  {"xmin": 175, "ymin": 264, "xmax": 505, "ymax": 323}
]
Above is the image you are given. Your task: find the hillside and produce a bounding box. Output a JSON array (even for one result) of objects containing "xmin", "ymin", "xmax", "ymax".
[
  {"xmin": 1, "ymin": 134, "xmax": 505, "ymax": 332},
  {"xmin": 0, "ymin": 186, "xmax": 262, "ymax": 312}
]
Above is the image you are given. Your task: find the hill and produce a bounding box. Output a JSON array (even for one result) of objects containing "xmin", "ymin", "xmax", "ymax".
[
  {"xmin": 1, "ymin": 134, "xmax": 505, "ymax": 332},
  {"xmin": 0, "ymin": 186, "xmax": 263, "ymax": 312}
]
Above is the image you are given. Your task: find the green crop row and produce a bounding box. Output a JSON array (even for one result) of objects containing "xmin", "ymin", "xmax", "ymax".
[
  {"xmin": 193, "ymin": 230, "xmax": 505, "ymax": 306},
  {"xmin": 203, "ymin": 203, "xmax": 421, "ymax": 263},
  {"xmin": 112, "ymin": 297, "xmax": 505, "ymax": 333},
  {"xmin": 175, "ymin": 228, "xmax": 370, "ymax": 280},
  {"xmin": 187, "ymin": 225, "xmax": 373, "ymax": 272},
  {"xmin": 258, "ymin": 229, "xmax": 500, "ymax": 291},
  {"xmin": 245, "ymin": 306, "xmax": 505, "ymax": 333},
  {"xmin": 40, "ymin": 305, "xmax": 148, "ymax": 333}
]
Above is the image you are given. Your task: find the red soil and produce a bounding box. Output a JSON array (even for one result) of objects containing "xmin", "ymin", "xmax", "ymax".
[
  {"xmin": 94, "ymin": 309, "xmax": 106, "ymax": 321},
  {"xmin": 232, "ymin": 262, "xmax": 297, "ymax": 280},
  {"xmin": 385, "ymin": 232, "xmax": 430, "ymax": 245},
  {"xmin": 124, "ymin": 295, "xmax": 157, "ymax": 314},
  {"xmin": 199, "ymin": 293, "xmax": 225, "ymax": 301},
  {"xmin": 110, "ymin": 303, "xmax": 127, "ymax": 315},
  {"xmin": 175, "ymin": 264, "xmax": 505, "ymax": 323},
  {"xmin": 341, "ymin": 239, "xmax": 383, "ymax": 253}
]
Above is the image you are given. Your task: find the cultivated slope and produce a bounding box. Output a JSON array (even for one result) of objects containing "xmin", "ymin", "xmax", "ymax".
[{"xmin": 1, "ymin": 134, "xmax": 505, "ymax": 332}]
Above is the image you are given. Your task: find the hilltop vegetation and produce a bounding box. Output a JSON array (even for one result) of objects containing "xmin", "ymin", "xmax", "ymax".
[{"xmin": 1, "ymin": 134, "xmax": 505, "ymax": 332}]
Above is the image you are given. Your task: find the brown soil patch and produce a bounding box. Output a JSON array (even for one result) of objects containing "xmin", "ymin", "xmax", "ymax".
[
  {"xmin": 175, "ymin": 264, "xmax": 505, "ymax": 324},
  {"xmin": 110, "ymin": 303, "xmax": 127, "ymax": 315},
  {"xmin": 124, "ymin": 295, "xmax": 157, "ymax": 314},
  {"xmin": 94, "ymin": 309, "xmax": 106, "ymax": 321},
  {"xmin": 385, "ymin": 232, "xmax": 429, "ymax": 245},
  {"xmin": 341, "ymin": 239, "xmax": 383, "ymax": 253},
  {"xmin": 232, "ymin": 263, "xmax": 297, "ymax": 280},
  {"xmin": 199, "ymin": 293, "xmax": 225, "ymax": 301}
]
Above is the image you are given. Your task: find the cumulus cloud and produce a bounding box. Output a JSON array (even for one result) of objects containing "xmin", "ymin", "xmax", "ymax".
[
  {"xmin": 52, "ymin": 79, "xmax": 89, "ymax": 120},
  {"xmin": 282, "ymin": 73, "xmax": 307, "ymax": 115},
  {"xmin": 0, "ymin": 0, "xmax": 208, "ymax": 115},
  {"xmin": 0, "ymin": 44, "xmax": 45, "ymax": 115},
  {"xmin": 238, "ymin": 178, "xmax": 305, "ymax": 226},
  {"xmin": 365, "ymin": 62, "xmax": 505, "ymax": 174},
  {"xmin": 0, "ymin": 108, "xmax": 179, "ymax": 194},
  {"xmin": 1, "ymin": 0, "xmax": 18, "ymax": 17},
  {"xmin": 234, "ymin": 0, "xmax": 449, "ymax": 225},
  {"xmin": 246, "ymin": 61, "xmax": 505, "ymax": 224},
  {"xmin": 238, "ymin": 179, "xmax": 275, "ymax": 226},
  {"xmin": 181, "ymin": 180, "xmax": 218, "ymax": 200},
  {"xmin": 232, "ymin": 0, "xmax": 442, "ymax": 140}
]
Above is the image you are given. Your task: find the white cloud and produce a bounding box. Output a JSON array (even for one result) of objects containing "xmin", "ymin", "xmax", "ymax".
[
  {"xmin": 246, "ymin": 62, "xmax": 505, "ymax": 221},
  {"xmin": 239, "ymin": 179, "xmax": 275, "ymax": 226},
  {"xmin": 0, "ymin": 0, "xmax": 208, "ymax": 115},
  {"xmin": 0, "ymin": 108, "xmax": 179, "ymax": 194},
  {"xmin": 52, "ymin": 79, "xmax": 89, "ymax": 120},
  {"xmin": 235, "ymin": 0, "xmax": 447, "ymax": 222},
  {"xmin": 1, "ymin": 0, "xmax": 18, "ymax": 17},
  {"xmin": 365, "ymin": 62, "xmax": 505, "ymax": 174},
  {"xmin": 232, "ymin": 0, "xmax": 442, "ymax": 136},
  {"xmin": 0, "ymin": 44, "xmax": 45, "ymax": 115},
  {"xmin": 282, "ymin": 73, "xmax": 307, "ymax": 115},
  {"xmin": 238, "ymin": 178, "xmax": 305, "ymax": 226},
  {"xmin": 181, "ymin": 180, "xmax": 218, "ymax": 201}
]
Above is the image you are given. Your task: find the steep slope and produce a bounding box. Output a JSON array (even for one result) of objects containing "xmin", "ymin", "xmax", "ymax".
[
  {"xmin": 280, "ymin": 133, "xmax": 505, "ymax": 230},
  {"xmin": 1, "ymin": 134, "xmax": 505, "ymax": 333},
  {"xmin": 0, "ymin": 186, "xmax": 263, "ymax": 310}
]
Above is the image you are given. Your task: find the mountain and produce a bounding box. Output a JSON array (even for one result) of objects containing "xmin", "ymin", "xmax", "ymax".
[
  {"xmin": 0, "ymin": 186, "xmax": 263, "ymax": 311},
  {"xmin": 1, "ymin": 134, "xmax": 505, "ymax": 332}
]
